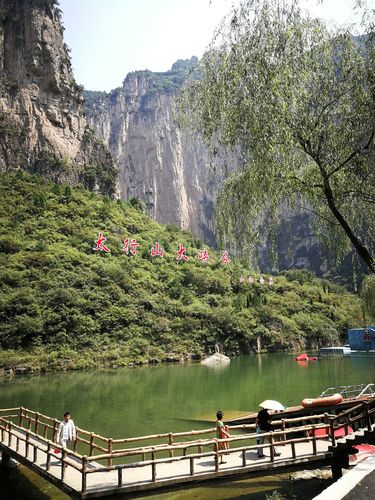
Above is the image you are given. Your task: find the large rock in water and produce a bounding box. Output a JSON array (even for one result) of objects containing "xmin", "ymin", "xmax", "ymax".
[
  {"xmin": 201, "ymin": 353, "xmax": 230, "ymax": 366},
  {"xmin": 0, "ymin": 0, "xmax": 117, "ymax": 195}
]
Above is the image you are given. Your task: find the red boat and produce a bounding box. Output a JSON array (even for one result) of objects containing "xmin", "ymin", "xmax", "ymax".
[
  {"xmin": 295, "ymin": 353, "xmax": 318, "ymax": 361},
  {"xmin": 296, "ymin": 353, "xmax": 308, "ymax": 361}
]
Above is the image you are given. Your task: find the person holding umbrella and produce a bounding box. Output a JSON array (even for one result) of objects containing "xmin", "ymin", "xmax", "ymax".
[{"xmin": 256, "ymin": 400, "xmax": 284, "ymax": 458}]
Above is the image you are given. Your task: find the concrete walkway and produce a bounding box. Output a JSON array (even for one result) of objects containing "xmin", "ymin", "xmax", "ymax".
[{"xmin": 313, "ymin": 455, "xmax": 375, "ymax": 500}]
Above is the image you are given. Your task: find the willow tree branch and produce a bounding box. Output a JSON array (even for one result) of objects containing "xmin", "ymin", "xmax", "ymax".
[{"xmin": 328, "ymin": 129, "xmax": 375, "ymax": 178}]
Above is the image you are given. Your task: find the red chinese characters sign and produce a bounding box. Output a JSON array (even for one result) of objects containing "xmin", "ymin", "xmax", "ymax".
[
  {"xmin": 93, "ymin": 232, "xmax": 110, "ymax": 253},
  {"xmin": 151, "ymin": 241, "xmax": 164, "ymax": 257},
  {"xmin": 93, "ymin": 233, "xmax": 230, "ymax": 265},
  {"xmin": 176, "ymin": 243, "xmax": 188, "ymax": 261},
  {"xmin": 220, "ymin": 251, "xmax": 230, "ymax": 265},
  {"xmin": 123, "ymin": 238, "xmax": 139, "ymax": 255},
  {"xmin": 198, "ymin": 248, "xmax": 209, "ymax": 263}
]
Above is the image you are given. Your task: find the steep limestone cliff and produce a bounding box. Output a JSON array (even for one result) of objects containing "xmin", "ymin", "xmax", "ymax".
[
  {"xmin": 84, "ymin": 60, "xmax": 228, "ymax": 246},
  {"xmin": 85, "ymin": 62, "xmax": 331, "ymax": 274},
  {"xmin": 0, "ymin": 0, "xmax": 116, "ymax": 195}
]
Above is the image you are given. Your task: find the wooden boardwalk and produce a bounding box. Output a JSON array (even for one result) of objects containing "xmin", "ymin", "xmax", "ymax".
[{"xmin": 1, "ymin": 402, "xmax": 375, "ymax": 498}]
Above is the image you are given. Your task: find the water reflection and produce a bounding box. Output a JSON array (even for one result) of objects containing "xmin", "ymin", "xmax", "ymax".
[{"xmin": 0, "ymin": 353, "xmax": 374, "ymax": 499}]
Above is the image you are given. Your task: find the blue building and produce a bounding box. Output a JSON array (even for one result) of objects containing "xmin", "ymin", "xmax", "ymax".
[{"xmin": 348, "ymin": 326, "xmax": 375, "ymax": 351}]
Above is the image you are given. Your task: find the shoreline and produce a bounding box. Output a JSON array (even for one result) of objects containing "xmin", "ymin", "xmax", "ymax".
[
  {"xmin": 0, "ymin": 347, "xmax": 203, "ymax": 379},
  {"xmin": 0, "ymin": 346, "xmax": 332, "ymax": 379}
]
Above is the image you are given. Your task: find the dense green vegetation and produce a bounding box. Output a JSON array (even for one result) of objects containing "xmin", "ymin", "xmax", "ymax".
[{"xmin": 0, "ymin": 173, "xmax": 361, "ymax": 372}]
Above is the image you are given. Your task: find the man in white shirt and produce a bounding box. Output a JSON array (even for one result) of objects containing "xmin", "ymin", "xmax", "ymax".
[{"xmin": 56, "ymin": 411, "xmax": 76, "ymax": 449}]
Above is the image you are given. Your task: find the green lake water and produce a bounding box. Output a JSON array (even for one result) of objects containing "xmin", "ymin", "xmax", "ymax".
[{"xmin": 1, "ymin": 352, "xmax": 374, "ymax": 499}]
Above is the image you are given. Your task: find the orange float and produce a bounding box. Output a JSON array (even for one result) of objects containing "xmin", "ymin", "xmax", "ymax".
[{"xmin": 302, "ymin": 393, "xmax": 343, "ymax": 408}]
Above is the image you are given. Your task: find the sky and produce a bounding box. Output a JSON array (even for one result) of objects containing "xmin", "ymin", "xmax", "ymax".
[{"xmin": 58, "ymin": 0, "xmax": 370, "ymax": 92}]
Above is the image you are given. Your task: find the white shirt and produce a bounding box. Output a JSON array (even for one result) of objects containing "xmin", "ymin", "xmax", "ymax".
[{"xmin": 57, "ymin": 419, "xmax": 76, "ymax": 442}]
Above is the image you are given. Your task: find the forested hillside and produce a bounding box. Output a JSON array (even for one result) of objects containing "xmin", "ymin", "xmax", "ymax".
[{"xmin": 0, "ymin": 173, "xmax": 361, "ymax": 372}]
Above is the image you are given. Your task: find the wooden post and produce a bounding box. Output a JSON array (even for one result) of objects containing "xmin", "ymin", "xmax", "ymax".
[
  {"xmin": 242, "ymin": 449, "xmax": 246, "ymax": 467},
  {"xmin": 61, "ymin": 449, "xmax": 67, "ymax": 482},
  {"xmin": 190, "ymin": 457, "xmax": 194, "ymax": 476},
  {"xmin": 16, "ymin": 436, "xmax": 19, "ymax": 453},
  {"xmin": 169, "ymin": 433, "xmax": 174, "ymax": 457},
  {"xmin": 329, "ymin": 418, "xmax": 336, "ymax": 447},
  {"xmin": 312, "ymin": 426, "xmax": 317, "ymax": 455},
  {"xmin": 281, "ymin": 419, "xmax": 286, "ymax": 444},
  {"xmin": 46, "ymin": 443, "xmax": 51, "ymax": 471},
  {"xmin": 118, "ymin": 468, "xmax": 123, "ymax": 487},
  {"xmin": 19, "ymin": 407, "xmax": 24, "ymax": 427},
  {"xmin": 331, "ymin": 456, "xmax": 348, "ymax": 481},
  {"xmin": 52, "ymin": 419, "xmax": 59, "ymax": 444},
  {"xmin": 152, "ymin": 460, "xmax": 156, "ymax": 482},
  {"xmin": 43, "ymin": 425, "xmax": 48, "ymax": 439},
  {"xmin": 89, "ymin": 433, "xmax": 94, "ymax": 456},
  {"xmin": 7, "ymin": 423, "xmax": 12, "ymax": 447},
  {"xmin": 291, "ymin": 442, "xmax": 296, "ymax": 459},
  {"xmin": 33, "ymin": 445, "xmax": 38, "ymax": 463},
  {"xmin": 363, "ymin": 403, "xmax": 368, "ymax": 428},
  {"xmin": 108, "ymin": 438, "xmax": 113, "ymax": 466},
  {"xmin": 73, "ymin": 428, "xmax": 78, "ymax": 453},
  {"xmin": 25, "ymin": 431, "xmax": 30, "ymax": 458},
  {"xmin": 324, "ymin": 413, "xmax": 329, "ymax": 438},
  {"xmin": 214, "ymin": 441, "xmax": 219, "ymax": 472},
  {"xmin": 365, "ymin": 403, "xmax": 372, "ymax": 431},
  {"xmin": 34, "ymin": 413, "xmax": 39, "ymax": 434},
  {"xmin": 270, "ymin": 434, "xmax": 275, "ymax": 462},
  {"xmin": 81, "ymin": 456, "xmax": 87, "ymax": 493},
  {"xmin": 183, "ymin": 447, "xmax": 187, "ymax": 457},
  {"xmin": 198, "ymin": 445, "xmax": 202, "ymax": 454}
]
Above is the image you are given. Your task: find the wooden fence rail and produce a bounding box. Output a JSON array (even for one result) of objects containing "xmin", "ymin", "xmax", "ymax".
[
  {"xmin": 80, "ymin": 431, "xmax": 328, "ymax": 492},
  {"xmin": 1, "ymin": 406, "xmax": 335, "ymax": 460}
]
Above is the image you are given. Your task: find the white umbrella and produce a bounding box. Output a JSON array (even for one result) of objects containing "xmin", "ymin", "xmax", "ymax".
[{"xmin": 259, "ymin": 400, "xmax": 285, "ymax": 411}]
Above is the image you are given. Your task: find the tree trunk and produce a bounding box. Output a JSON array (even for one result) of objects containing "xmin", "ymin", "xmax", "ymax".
[{"xmin": 322, "ymin": 176, "xmax": 375, "ymax": 274}]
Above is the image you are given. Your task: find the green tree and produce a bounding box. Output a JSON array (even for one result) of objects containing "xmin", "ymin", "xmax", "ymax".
[
  {"xmin": 361, "ymin": 274, "xmax": 375, "ymax": 323},
  {"xmin": 180, "ymin": 0, "xmax": 375, "ymax": 273}
]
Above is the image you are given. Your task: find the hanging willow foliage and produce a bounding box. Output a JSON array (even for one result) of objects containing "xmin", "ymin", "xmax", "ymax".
[
  {"xmin": 179, "ymin": 0, "xmax": 375, "ymax": 273},
  {"xmin": 361, "ymin": 274, "xmax": 375, "ymax": 322}
]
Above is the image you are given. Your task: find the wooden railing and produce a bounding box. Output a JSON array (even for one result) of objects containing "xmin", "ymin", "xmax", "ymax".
[
  {"xmin": 0, "ymin": 406, "xmax": 333, "ymax": 461},
  {"xmin": 1, "ymin": 401, "xmax": 375, "ymax": 495},
  {"xmin": 0, "ymin": 415, "xmax": 83, "ymax": 486},
  {"xmin": 0, "ymin": 407, "xmax": 113, "ymax": 463},
  {"xmin": 328, "ymin": 399, "xmax": 375, "ymax": 446}
]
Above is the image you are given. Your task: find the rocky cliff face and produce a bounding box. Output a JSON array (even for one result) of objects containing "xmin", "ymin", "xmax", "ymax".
[
  {"xmin": 85, "ymin": 60, "xmax": 228, "ymax": 246},
  {"xmin": 0, "ymin": 2, "xmax": 353, "ymax": 277},
  {"xmin": 0, "ymin": 0, "xmax": 116, "ymax": 195},
  {"xmin": 85, "ymin": 62, "xmax": 331, "ymax": 273}
]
